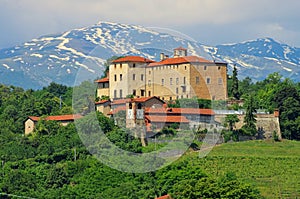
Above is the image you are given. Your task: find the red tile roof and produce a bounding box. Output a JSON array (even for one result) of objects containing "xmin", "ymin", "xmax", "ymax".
[
  {"xmin": 111, "ymin": 98, "xmax": 131, "ymax": 105},
  {"xmin": 155, "ymin": 194, "xmax": 172, "ymax": 199},
  {"xmin": 28, "ymin": 114, "xmax": 82, "ymax": 122},
  {"xmin": 145, "ymin": 115, "xmax": 189, "ymax": 123},
  {"xmin": 174, "ymin": 46, "xmax": 187, "ymax": 50},
  {"xmin": 95, "ymin": 100, "xmax": 110, "ymax": 105},
  {"xmin": 148, "ymin": 56, "xmax": 212, "ymax": 67},
  {"xmin": 108, "ymin": 106, "xmax": 126, "ymax": 115},
  {"xmin": 95, "ymin": 77, "xmax": 109, "ymax": 83},
  {"xmin": 133, "ymin": 96, "xmax": 164, "ymax": 103},
  {"xmin": 112, "ymin": 56, "xmax": 155, "ymax": 63}
]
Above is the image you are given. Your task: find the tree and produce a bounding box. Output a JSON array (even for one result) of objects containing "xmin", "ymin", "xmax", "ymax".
[
  {"xmin": 225, "ymin": 114, "xmax": 240, "ymax": 131},
  {"xmin": 242, "ymin": 95, "xmax": 257, "ymax": 135},
  {"xmin": 230, "ymin": 65, "xmax": 240, "ymax": 100}
]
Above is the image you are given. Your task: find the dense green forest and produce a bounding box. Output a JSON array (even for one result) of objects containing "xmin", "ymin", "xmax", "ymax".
[{"xmin": 0, "ymin": 71, "xmax": 300, "ymax": 198}]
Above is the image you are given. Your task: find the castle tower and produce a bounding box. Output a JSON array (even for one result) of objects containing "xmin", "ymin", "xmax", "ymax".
[{"xmin": 173, "ymin": 46, "xmax": 187, "ymax": 58}]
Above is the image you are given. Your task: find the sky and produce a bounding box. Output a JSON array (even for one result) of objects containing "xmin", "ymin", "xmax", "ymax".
[{"xmin": 1, "ymin": 0, "xmax": 300, "ymax": 49}]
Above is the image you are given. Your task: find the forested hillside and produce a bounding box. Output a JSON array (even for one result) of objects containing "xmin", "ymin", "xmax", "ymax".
[{"xmin": 0, "ymin": 72, "xmax": 300, "ymax": 198}]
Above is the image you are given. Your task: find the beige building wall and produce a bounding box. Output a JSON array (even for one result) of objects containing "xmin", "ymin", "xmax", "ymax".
[
  {"xmin": 96, "ymin": 103, "xmax": 111, "ymax": 116},
  {"xmin": 146, "ymin": 63, "xmax": 191, "ymax": 100},
  {"xmin": 110, "ymin": 62, "xmax": 149, "ymax": 99},
  {"xmin": 97, "ymin": 83, "xmax": 109, "ymax": 98},
  {"xmin": 108, "ymin": 55, "xmax": 227, "ymax": 101},
  {"xmin": 190, "ymin": 63, "xmax": 227, "ymax": 100}
]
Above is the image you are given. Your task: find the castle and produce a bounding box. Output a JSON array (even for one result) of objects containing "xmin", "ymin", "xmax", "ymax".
[{"xmin": 96, "ymin": 47, "xmax": 228, "ymax": 101}]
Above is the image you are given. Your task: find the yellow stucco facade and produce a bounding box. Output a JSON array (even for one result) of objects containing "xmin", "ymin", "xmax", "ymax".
[{"xmin": 96, "ymin": 48, "xmax": 228, "ymax": 101}]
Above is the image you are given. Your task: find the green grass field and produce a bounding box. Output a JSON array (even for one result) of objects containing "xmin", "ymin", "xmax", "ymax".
[{"xmin": 183, "ymin": 140, "xmax": 300, "ymax": 198}]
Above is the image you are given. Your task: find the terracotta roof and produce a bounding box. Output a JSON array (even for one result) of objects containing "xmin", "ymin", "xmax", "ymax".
[
  {"xmin": 108, "ymin": 106, "xmax": 126, "ymax": 115},
  {"xmin": 174, "ymin": 46, "xmax": 187, "ymax": 50},
  {"xmin": 133, "ymin": 96, "xmax": 164, "ymax": 103},
  {"xmin": 148, "ymin": 56, "xmax": 212, "ymax": 67},
  {"xmin": 28, "ymin": 114, "xmax": 82, "ymax": 122},
  {"xmin": 145, "ymin": 108, "xmax": 214, "ymax": 115},
  {"xmin": 112, "ymin": 56, "xmax": 154, "ymax": 63},
  {"xmin": 111, "ymin": 98, "xmax": 131, "ymax": 105},
  {"xmin": 95, "ymin": 100, "xmax": 110, "ymax": 105},
  {"xmin": 155, "ymin": 194, "xmax": 172, "ymax": 199},
  {"xmin": 145, "ymin": 115, "xmax": 189, "ymax": 123},
  {"xmin": 95, "ymin": 77, "xmax": 109, "ymax": 83}
]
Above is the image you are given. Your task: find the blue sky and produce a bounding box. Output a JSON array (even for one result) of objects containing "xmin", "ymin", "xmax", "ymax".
[{"xmin": 1, "ymin": 0, "xmax": 300, "ymax": 49}]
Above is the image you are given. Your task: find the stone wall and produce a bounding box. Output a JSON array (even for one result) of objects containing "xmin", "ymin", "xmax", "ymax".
[{"xmin": 215, "ymin": 113, "xmax": 281, "ymax": 140}]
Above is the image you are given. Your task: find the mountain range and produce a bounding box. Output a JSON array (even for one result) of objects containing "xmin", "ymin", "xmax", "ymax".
[{"xmin": 0, "ymin": 21, "xmax": 299, "ymax": 89}]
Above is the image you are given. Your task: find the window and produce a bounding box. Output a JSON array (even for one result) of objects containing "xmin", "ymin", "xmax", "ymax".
[
  {"xmin": 141, "ymin": 89, "xmax": 145, "ymax": 97},
  {"xmin": 196, "ymin": 76, "xmax": 200, "ymax": 84},
  {"xmin": 182, "ymin": 86, "xmax": 186, "ymax": 93},
  {"xmin": 162, "ymin": 79, "xmax": 164, "ymax": 86},
  {"xmin": 206, "ymin": 77, "xmax": 211, "ymax": 84},
  {"xmin": 133, "ymin": 89, "xmax": 136, "ymax": 96},
  {"xmin": 149, "ymin": 70, "xmax": 151, "ymax": 75},
  {"xmin": 133, "ymin": 63, "xmax": 136, "ymax": 68},
  {"xmin": 120, "ymin": 63, "xmax": 122, "ymax": 69},
  {"xmin": 119, "ymin": 89, "xmax": 123, "ymax": 98},
  {"xmin": 114, "ymin": 64, "xmax": 116, "ymax": 69},
  {"xmin": 133, "ymin": 74, "xmax": 136, "ymax": 80},
  {"xmin": 218, "ymin": 66, "xmax": 221, "ymax": 70},
  {"xmin": 141, "ymin": 74, "xmax": 144, "ymax": 81},
  {"xmin": 184, "ymin": 65, "xmax": 187, "ymax": 70},
  {"xmin": 114, "ymin": 74, "xmax": 117, "ymax": 81},
  {"xmin": 120, "ymin": 74, "xmax": 122, "ymax": 81},
  {"xmin": 170, "ymin": 97, "xmax": 172, "ymax": 101},
  {"xmin": 218, "ymin": 78, "xmax": 223, "ymax": 85},
  {"xmin": 204, "ymin": 66, "xmax": 207, "ymax": 70},
  {"xmin": 114, "ymin": 90, "xmax": 117, "ymax": 98},
  {"xmin": 183, "ymin": 77, "xmax": 186, "ymax": 85},
  {"xmin": 176, "ymin": 87, "xmax": 179, "ymax": 94},
  {"xmin": 148, "ymin": 91, "xmax": 151, "ymax": 97},
  {"xmin": 170, "ymin": 78, "xmax": 173, "ymax": 85},
  {"xmin": 176, "ymin": 78, "xmax": 179, "ymax": 85}
]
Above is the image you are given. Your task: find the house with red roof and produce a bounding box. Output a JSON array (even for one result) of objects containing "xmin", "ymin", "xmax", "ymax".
[
  {"xmin": 24, "ymin": 114, "xmax": 82, "ymax": 135},
  {"xmin": 103, "ymin": 96, "xmax": 215, "ymax": 134},
  {"xmin": 95, "ymin": 47, "xmax": 227, "ymax": 102}
]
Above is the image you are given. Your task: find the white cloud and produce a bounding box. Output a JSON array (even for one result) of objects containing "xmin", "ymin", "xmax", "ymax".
[{"xmin": 0, "ymin": 0, "xmax": 300, "ymax": 48}]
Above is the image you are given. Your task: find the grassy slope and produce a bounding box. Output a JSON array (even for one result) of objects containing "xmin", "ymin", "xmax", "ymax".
[{"xmin": 182, "ymin": 140, "xmax": 300, "ymax": 198}]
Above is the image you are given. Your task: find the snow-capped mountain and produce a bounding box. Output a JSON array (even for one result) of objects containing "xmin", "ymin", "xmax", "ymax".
[{"xmin": 0, "ymin": 22, "xmax": 299, "ymax": 89}]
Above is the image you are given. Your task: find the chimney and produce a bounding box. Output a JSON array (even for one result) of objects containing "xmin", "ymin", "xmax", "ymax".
[{"xmin": 160, "ymin": 53, "xmax": 165, "ymax": 61}]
